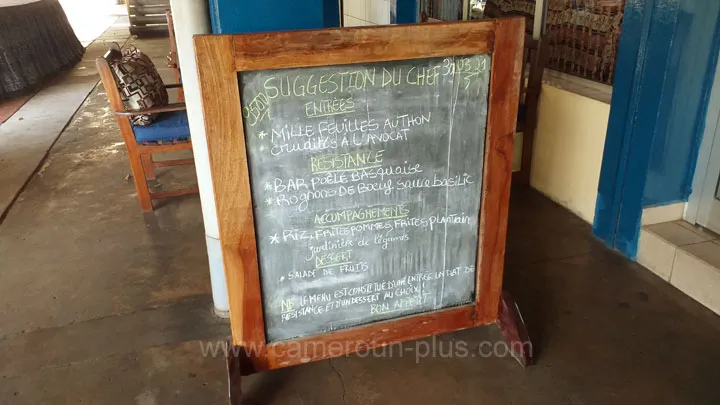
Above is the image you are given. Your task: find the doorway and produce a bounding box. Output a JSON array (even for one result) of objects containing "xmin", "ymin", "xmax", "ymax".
[{"xmin": 688, "ymin": 49, "xmax": 720, "ymax": 234}]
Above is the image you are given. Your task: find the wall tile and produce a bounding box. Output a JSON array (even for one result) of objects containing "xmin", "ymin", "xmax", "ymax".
[
  {"xmin": 637, "ymin": 228, "xmax": 676, "ymax": 281},
  {"xmin": 671, "ymin": 248, "xmax": 720, "ymax": 316},
  {"xmin": 641, "ymin": 203, "xmax": 685, "ymax": 225}
]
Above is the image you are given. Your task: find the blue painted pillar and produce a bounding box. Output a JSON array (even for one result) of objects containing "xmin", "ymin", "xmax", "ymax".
[
  {"xmin": 209, "ymin": 0, "xmax": 340, "ymax": 34},
  {"xmin": 396, "ymin": 0, "xmax": 418, "ymax": 24},
  {"xmin": 594, "ymin": 0, "xmax": 720, "ymax": 258},
  {"xmin": 593, "ymin": 0, "xmax": 655, "ymax": 251}
]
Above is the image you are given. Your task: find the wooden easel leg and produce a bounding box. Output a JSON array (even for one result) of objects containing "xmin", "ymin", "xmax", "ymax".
[
  {"xmin": 226, "ymin": 341, "xmax": 242, "ymax": 405},
  {"xmin": 496, "ymin": 291, "xmax": 533, "ymax": 367}
]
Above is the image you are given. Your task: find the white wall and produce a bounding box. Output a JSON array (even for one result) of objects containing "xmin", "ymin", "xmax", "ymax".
[{"xmin": 343, "ymin": 0, "xmax": 392, "ymax": 26}]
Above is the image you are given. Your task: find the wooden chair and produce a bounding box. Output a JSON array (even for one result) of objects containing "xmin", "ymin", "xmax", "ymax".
[
  {"xmin": 165, "ymin": 9, "xmax": 184, "ymax": 102},
  {"xmin": 95, "ymin": 45, "xmax": 198, "ymax": 212},
  {"xmin": 515, "ymin": 34, "xmax": 550, "ymax": 184},
  {"xmin": 420, "ymin": 11, "xmax": 444, "ymax": 23}
]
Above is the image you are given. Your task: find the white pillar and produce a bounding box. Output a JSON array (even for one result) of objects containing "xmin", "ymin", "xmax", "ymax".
[
  {"xmin": 169, "ymin": 0, "xmax": 229, "ymax": 317},
  {"xmin": 533, "ymin": 0, "xmax": 547, "ymax": 39}
]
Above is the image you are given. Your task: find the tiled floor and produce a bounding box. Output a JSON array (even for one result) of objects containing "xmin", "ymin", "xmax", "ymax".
[{"xmin": 638, "ymin": 220, "xmax": 720, "ymax": 314}]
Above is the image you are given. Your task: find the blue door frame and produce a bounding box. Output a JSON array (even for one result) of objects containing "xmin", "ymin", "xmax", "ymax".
[
  {"xmin": 594, "ymin": 0, "xmax": 720, "ymax": 258},
  {"xmin": 209, "ymin": 0, "xmax": 418, "ymax": 33}
]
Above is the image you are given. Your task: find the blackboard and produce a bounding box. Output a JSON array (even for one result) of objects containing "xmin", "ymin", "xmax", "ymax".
[{"xmin": 238, "ymin": 55, "xmax": 492, "ymax": 342}]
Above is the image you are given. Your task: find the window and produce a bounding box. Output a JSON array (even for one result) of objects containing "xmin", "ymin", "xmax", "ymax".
[
  {"xmin": 424, "ymin": 0, "xmax": 626, "ymax": 85},
  {"xmin": 544, "ymin": 0, "xmax": 624, "ymax": 84}
]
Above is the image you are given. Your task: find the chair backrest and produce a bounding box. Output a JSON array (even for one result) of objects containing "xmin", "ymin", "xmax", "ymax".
[
  {"xmin": 165, "ymin": 9, "xmax": 179, "ymax": 69},
  {"xmin": 96, "ymin": 44, "xmax": 139, "ymax": 147},
  {"xmin": 95, "ymin": 44, "xmax": 125, "ymax": 115},
  {"xmin": 164, "ymin": 10, "xmax": 184, "ymax": 101},
  {"xmin": 420, "ymin": 13, "xmax": 444, "ymax": 23},
  {"xmin": 520, "ymin": 34, "xmax": 550, "ymax": 108}
]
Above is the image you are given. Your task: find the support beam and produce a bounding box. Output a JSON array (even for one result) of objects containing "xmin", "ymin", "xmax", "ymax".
[{"xmin": 533, "ymin": 0, "xmax": 547, "ymax": 39}]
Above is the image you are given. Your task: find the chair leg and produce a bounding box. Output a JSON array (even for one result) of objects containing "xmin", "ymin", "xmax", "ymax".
[
  {"xmin": 128, "ymin": 151, "xmax": 153, "ymax": 211},
  {"xmin": 141, "ymin": 153, "xmax": 156, "ymax": 180},
  {"xmin": 519, "ymin": 125, "xmax": 536, "ymax": 185},
  {"xmin": 174, "ymin": 70, "xmax": 185, "ymax": 103}
]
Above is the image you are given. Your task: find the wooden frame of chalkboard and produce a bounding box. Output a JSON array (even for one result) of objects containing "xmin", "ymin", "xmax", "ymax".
[{"xmin": 195, "ymin": 17, "xmax": 525, "ymax": 379}]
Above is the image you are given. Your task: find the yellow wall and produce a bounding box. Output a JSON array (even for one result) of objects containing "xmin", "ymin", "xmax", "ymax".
[{"xmin": 527, "ymin": 84, "xmax": 610, "ymax": 223}]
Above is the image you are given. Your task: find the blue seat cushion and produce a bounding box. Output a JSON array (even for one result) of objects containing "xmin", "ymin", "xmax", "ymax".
[{"xmin": 132, "ymin": 110, "xmax": 190, "ymax": 143}]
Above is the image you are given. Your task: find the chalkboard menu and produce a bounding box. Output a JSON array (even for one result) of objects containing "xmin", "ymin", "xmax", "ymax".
[{"xmin": 239, "ymin": 55, "xmax": 491, "ymax": 342}]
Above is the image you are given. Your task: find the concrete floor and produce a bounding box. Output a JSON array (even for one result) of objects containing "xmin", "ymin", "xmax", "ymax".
[{"xmin": 2, "ymin": 40, "xmax": 720, "ymax": 405}]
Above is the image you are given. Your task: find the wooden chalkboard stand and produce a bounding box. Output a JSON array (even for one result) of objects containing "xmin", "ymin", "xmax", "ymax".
[
  {"xmin": 225, "ymin": 341, "xmax": 243, "ymax": 404},
  {"xmin": 195, "ymin": 17, "xmax": 530, "ymax": 404},
  {"xmin": 497, "ymin": 292, "xmax": 533, "ymax": 367}
]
